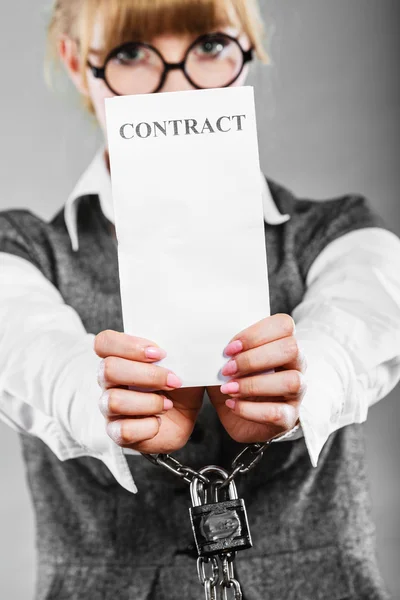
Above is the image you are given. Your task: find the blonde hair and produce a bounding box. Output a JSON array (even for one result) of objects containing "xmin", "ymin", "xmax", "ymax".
[{"xmin": 45, "ymin": 0, "xmax": 269, "ymax": 116}]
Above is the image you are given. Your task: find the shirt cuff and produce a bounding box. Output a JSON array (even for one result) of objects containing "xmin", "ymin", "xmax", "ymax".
[
  {"xmin": 272, "ymin": 420, "xmax": 305, "ymax": 442},
  {"xmin": 293, "ymin": 332, "xmax": 358, "ymax": 468},
  {"xmin": 54, "ymin": 333, "xmax": 139, "ymax": 494}
]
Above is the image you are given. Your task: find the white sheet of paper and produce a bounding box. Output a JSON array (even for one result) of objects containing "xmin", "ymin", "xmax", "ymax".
[{"xmin": 105, "ymin": 86, "xmax": 270, "ymax": 387}]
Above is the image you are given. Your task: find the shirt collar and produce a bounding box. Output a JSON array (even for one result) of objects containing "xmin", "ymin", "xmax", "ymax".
[{"xmin": 64, "ymin": 144, "xmax": 291, "ymax": 252}]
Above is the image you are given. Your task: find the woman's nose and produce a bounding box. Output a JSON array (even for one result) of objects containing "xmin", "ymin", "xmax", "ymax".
[{"xmin": 158, "ymin": 67, "xmax": 196, "ymax": 93}]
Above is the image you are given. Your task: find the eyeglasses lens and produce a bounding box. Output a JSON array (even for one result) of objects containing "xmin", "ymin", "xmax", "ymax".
[
  {"xmin": 104, "ymin": 35, "xmax": 244, "ymax": 95},
  {"xmin": 105, "ymin": 45, "xmax": 164, "ymax": 95},
  {"xmin": 185, "ymin": 35, "xmax": 243, "ymax": 88}
]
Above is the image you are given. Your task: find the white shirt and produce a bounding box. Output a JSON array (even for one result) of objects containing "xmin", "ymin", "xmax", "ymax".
[{"xmin": 1, "ymin": 145, "xmax": 400, "ymax": 494}]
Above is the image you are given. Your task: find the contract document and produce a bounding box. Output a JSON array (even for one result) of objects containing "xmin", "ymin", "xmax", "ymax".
[{"xmin": 105, "ymin": 85, "xmax": 270, "ymax": 387}]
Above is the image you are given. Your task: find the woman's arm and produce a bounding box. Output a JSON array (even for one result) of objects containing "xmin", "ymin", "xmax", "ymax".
[
  {"xmin": 0, "ymin": 251, "xmax": 137, "ymax": 492},
  {"xmin": 0, "ymin": 251, "xmax": 205, "ymax": 491},
  {"xmin": 208, "ymin": 226, "xmax": 400, "ymax": 465},
  {"xmin": 292, "ymin": 226, "xmax": 400, "ymax": 464}
]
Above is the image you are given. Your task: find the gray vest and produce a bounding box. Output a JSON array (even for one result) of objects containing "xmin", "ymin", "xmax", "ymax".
[{"xmin": 0, "ymin": 178, "xmax": 392, "ymax": 599}]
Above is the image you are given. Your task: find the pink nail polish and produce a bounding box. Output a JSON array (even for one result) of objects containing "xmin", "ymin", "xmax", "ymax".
[
  {"xmin": 224, "ymin": 340, "xmax": 243, "ymax": 356},
  {"xmin": 145, "ymin": 346, "xmax": 166, "ymax": 359},
  {"xmin": 163, "ymin": 397, "xmax": 174, "ymax": 410},
  {"xmin": 106, "ymin": 420, "xmax": 123, "ymax": 444},
  {"xmin": 97, "ymin": 359, "xmax": 105, "ymax": 389},
  {"xmin": 98, "ymin": 391, "xmax": 110, "ymax": 416},
  {"xmin": 167, "ymin": 373, "xmax": 182, "ymax": 388},
  {"xmin": 225, "ymin": 399, "xmax": 236, "ymax": 409},
  {"xmin": 220, "ymin": 381, "xmax": 240, "ymax": 394},
  {"xmin": 221, "ymin": 359, "xmax": 237, "ymax": 376}
]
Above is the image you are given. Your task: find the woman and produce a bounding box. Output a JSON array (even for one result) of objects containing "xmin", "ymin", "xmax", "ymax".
[{"xmin": 1, "ymin": 0, "xmax": 399, "ymax": 598}]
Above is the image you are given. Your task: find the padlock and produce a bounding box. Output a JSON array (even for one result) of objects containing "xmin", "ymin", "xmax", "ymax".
[{"xmin": 189, "ymin": 465, "xmax": 252, "ymax": 557}]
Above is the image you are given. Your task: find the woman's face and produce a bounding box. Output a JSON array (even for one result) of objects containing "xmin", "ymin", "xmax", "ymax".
[{"xmin": 59, "ymin": 20, "xmax": 252, "ymax": 141}]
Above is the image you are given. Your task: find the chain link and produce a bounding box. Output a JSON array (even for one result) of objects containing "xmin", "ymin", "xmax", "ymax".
[
  {"xmin": 221, "ymin": 578, "xmax": 242, "ymax": 600},
  {"xmin": 197, "ymin": 556, "xmax": 219, "ymax": 599}
]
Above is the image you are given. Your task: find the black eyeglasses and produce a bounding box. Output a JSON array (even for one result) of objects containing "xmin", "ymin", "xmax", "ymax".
[{"xmin": 86, "ymin": 32, "xmax": 254, "ymax": 96}]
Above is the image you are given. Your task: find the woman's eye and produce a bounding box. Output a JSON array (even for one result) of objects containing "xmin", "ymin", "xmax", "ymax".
[
  {"xmin": 194, "ymin": 38, "xmax": 228, "ymax": 58},
  {"xmin": 115, "ymin": 46, "xmax": 145, "ymax": 64}
]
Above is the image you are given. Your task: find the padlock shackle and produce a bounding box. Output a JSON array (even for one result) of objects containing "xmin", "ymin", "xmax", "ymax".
[{"xmin": 190, "ymin": 465, "xmax": 239, "ymax": 507}]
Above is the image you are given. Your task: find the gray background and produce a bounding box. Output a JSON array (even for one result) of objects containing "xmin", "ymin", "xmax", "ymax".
[{"xmin": 0, "ymin": 0, "xmax": 399, "ymax": 598}]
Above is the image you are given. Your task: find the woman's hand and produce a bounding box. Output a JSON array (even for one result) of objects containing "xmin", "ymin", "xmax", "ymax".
[
  {"xmin": 206, "ymin": 314, "xmax": 307, "ymax": 444},
  {"xmin": 94, "ymin": 330, "xmax": 204, "ymax": 454}
]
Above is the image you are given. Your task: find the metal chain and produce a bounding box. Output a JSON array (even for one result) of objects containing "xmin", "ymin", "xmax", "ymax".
[
  {"xmin": 141, "ymin": 422, "xmax": 300, "ymax": 598},
  {"xmin": 141, "ymin": 452, "xmax": 211, "ymax": 485},
  {"xmin": 196, "ymin": 553, "xmax": 243, "ymax": 600},
  {"xmin": 141, "ymin": 421, "xmax": 301, "ymax": 489},
  {"xmin": 220, "ymin": 553, "xmax": 242, "ymax": 600}
]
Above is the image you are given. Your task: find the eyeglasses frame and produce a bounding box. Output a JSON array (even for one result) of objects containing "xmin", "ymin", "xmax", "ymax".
[{"xmin": 86, "ymin": 31, "xmax": 254, "ymax": 95}]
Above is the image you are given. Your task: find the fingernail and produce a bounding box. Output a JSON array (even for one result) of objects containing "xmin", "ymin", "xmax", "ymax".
[
  {"xmin": 224, "ymin": 340, "xmax": 243, "ymax": 356},
  {"xmin": 106, "ymin": 420, "xmax": 123, "ymax": 444},
  {"xmin": 163, "ymin": 397, "xmax": 174, "ymax": 410},
  {"xmin": 221, "ymin": 359, "xmax": 237, "ymax": 376},
  {"xmin": 167, "ymin": 373, "xmax": 182, "ymax": 388},
  {"xmin": 98, "ymin": 390, "xmax": 109, "ymax": 416},
  {"xmin": 298, "ymin": 371, "xmax": 307, "ymax": 392},
  {"xmin": 220, "ymin": 381, "xmax": 240, "ymax": 394},
  {"xmin": 97, "ymin": 359, "xmax": 105, "ymax": 389},
  {"xmin": 145, "ymin": 346, "xmax": 166, "ymax": 359},
  {"xmin": 225, "ymin": 399, "xmax": 236, "ymax": 409},
  {"xmin": 156, "ymin": 416, "xmax": 162, "ymax": 426}
]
